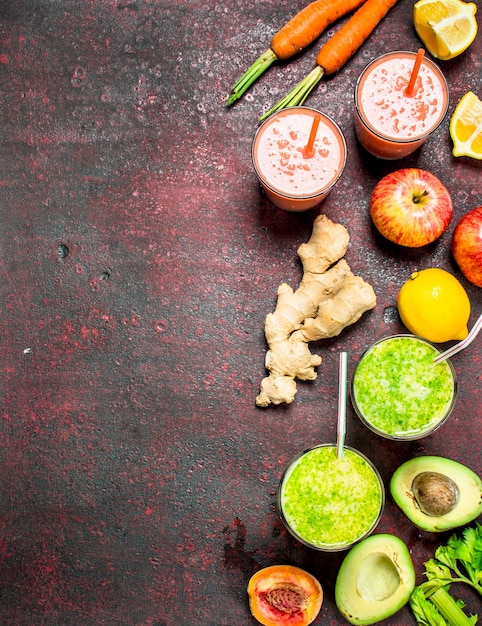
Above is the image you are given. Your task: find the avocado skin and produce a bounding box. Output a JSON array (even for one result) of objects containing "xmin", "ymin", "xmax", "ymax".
[
  {"xmin": 335, "ymin": 533, "xmax": 415, "ymax": 626},
  {"xmin": 390, "ymin": 455, "xmax": 482, "ymax": 532}
]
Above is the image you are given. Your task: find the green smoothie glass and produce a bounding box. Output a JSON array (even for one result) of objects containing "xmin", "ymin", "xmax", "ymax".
[
  {"xmin": 351, "ymin": 335, "xmax": 457, "ymax": 441},
  {"xmin": 278, "ymin": 444, "xmax": 385, "ymax": 551}
]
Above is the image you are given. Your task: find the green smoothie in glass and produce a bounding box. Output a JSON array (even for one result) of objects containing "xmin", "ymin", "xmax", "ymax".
[
  {"xmin": 278, "ymin": 444, "xmax": 384, "ymax": 551},
  {"xmin": 351, "ymin": 335, "xmax": 457, "ymax": 440}
]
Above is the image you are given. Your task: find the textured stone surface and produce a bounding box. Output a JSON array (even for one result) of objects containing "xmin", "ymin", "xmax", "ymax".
[{"xmin": 0, "ymin": 1, "xmax": 480, "ymax": 624}]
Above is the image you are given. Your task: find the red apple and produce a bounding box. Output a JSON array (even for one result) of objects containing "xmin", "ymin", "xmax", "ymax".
[
  {"xmin": 452, "ymin": 206, "xmax": 482, "ymax": 287},
  {"xmin": 370, "ymin": 168, "xmax": 453, "ymax": 247}
]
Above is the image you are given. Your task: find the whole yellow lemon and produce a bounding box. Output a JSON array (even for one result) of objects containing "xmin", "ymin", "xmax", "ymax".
[{"xmin": 397, "ymin": 268, "xmax": 470, "ymax": 343}]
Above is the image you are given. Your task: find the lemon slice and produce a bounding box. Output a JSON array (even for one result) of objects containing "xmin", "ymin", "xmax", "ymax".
[
  {"xmin": 449, "ymin": 91, "xmax": 482, "ymax": 159},
  {"xmin": 413, "ymin": 0, "xmax": 478, "ymax": 60}
]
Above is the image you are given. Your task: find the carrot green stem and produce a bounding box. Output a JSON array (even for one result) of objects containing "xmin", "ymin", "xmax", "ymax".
[
  {"xmin": 227, "ymin": 49, "xmax": 278, "ymax": 106},
  {"xmin": 258, "ymin": 66, "xmax": 325, "ymax": 121}
]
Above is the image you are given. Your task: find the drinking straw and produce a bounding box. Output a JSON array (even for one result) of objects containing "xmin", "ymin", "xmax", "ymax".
[
  {"xmin": 405, "ymin": 48, "xmax": 425, "ymax": 97},
  {"xmin": 433, "ymin": 313, "xmax": 482, "ymax": 364},
  {"xmin": 302, "ymin": 113, "xmax": 321, "ymax": 159},
  {"xmin": 336, "ymin": 351, "xmax": 348, "ymax": 459}
]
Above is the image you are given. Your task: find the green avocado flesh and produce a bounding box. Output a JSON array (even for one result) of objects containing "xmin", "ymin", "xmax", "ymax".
[
  {"xmin": 335, "ymin": 534, "xmax": 415, "ymax": 625},
  {"xmin": 390, "ymin": 456, "xmax": 482, "ymax": 532},
  {"xmin": 279, "ymin": 446, "xmax": 383, "ymax": 549},
  {"xmin": 352, "ymin": 336, "xmax": 455, "ymax": 439}
]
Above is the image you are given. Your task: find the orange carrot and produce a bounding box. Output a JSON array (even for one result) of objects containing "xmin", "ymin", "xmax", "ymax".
[
  {"xmin": 272, "ymin": 0, "xmax": 367, "ymax": 61},
  {"xmin": 260, "ymin": 0, "xmax": 400, "ymax": 120},
  {"xmin": 316, "ymin": 0, "xmax": 400, "ymax": 74},
  {"xmin": 227, "ymin": 0, "xmax": 367, "ymax": 106}
]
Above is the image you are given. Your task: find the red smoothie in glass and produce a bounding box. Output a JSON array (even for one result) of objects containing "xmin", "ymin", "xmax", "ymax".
[
  {"xmin": 252, "ymin": 106, "xmax": 346, "ymax": 211},
  {"xmin": 354, "ymin": 51, "xmax": 448, "ymax": 160}
]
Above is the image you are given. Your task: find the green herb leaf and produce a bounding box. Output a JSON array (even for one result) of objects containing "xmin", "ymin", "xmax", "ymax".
[
  {"xmin": 410, "ymin": 586, "xmax": 448, "ymax": 626},
  {"xmin": 434, "ymin": 544, "xmax": 459, "ymax": 571},
  {"xmin": 412, "ymin": 523, "xmax": 482, "ymax": 625},
  {"xmin": 428, "ymin": 523, "xmax": 482, "ymax": 595},
  {"xmin": 425, "ymin": 559, "xmax": 454, "ymax": 585}
]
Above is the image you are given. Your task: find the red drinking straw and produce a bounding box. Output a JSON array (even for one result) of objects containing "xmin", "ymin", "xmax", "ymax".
[
  {"xmin": 302, "ymin": 113, "xmax": 321, "ymax": 158},
  {"xmin": 405, "ymin": 48, "xmax": 425, "ymax": 97}
]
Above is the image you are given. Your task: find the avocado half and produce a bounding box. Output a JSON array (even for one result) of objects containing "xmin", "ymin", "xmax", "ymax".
[
  {"xmin": 390, "ymin": 456, "xmax": 482, "ymax": 532},
  {"xmin": 335, "ymin": 534, "xmax": 415, "ymax": 625}
]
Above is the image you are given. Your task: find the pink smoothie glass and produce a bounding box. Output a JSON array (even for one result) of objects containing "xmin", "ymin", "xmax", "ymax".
[
  {"xmin": 354, "ymin": 51, "xmax": 449, "ymax": 160},
  {"xmin": 252, "ymin": 106, "xmax": 347, "ymax": 211}
]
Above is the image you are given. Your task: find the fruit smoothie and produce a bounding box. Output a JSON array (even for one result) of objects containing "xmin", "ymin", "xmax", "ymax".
[
  {"xmin": 252, "ymin": 106, "xmax": 346, "ymax": 211},
  {"xmin": 351, "ymin": 335, "xmax": 457, "ymax": 440},
  {"xmin": 354, "ymin": 51, "xmax": 449, "ymax": 159},
  {"xmin": 278, "ymin": 445, "xmax": 384, "ymax": 551}
]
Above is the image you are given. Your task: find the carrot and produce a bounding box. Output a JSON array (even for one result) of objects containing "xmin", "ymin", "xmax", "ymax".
[
  {"xmin": 259, "ymin": 0, "xmax": 400, "ymax": 121},
  {"xmin": 227, "ymin": 0, "xmax": 368, "ymax": 106},
  {"xmin": 272, "ymin": 0, "xmax": 367, "ymax": 61},
  {"xmin": 316, "ymin": 0, "xmax": 399, "ymax": 73}
]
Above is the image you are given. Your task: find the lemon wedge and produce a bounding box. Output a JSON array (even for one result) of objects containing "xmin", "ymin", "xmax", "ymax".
[
  {"xmin": 413, "ymin": 0, "xmax": 478, "ymax": 60},
  {"xmin": 449, "ymin": 91, "xmax": 482, "ymax": 159}
]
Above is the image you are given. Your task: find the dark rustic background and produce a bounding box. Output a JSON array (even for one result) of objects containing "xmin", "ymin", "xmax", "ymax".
[{"xmin": 0, "ymin": 1, "xmax": 480, "ymax": 624}]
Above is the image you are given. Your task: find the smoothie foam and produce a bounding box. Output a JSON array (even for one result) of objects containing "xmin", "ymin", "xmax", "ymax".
[
  {"xmin": 358, "ymin": 55, "xmax": 446, "ymax": 140},
  {"xmin": 254, "ymin": 111, "xmax": 343, "ymax": 196},
  {"xmin": 279, "ymin": 445, "xmax": 384, "ymax": 551},
  {"xmin": 352, "ymin": 335, "xmax": 456, "ymax": 440},
  {"xmin": 354, "ymin": 51, "xmax": 448, "ymax": 159},
  {"xmin": 252, "ymin": 107, "xmax": 346, "ymax": 211}
]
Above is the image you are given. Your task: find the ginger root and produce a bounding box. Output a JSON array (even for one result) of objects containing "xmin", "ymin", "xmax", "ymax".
[{"xmin": 256, "ymin": 215, "xmax": 376, "ymax": 408}]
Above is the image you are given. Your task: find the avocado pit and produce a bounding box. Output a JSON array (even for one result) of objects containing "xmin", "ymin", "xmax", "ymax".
[
  {"xmin": 411, "ymin": 471, "xmax": 459, "ymax": 516},
  {"xmin": 391, "ymin": 456, "xmax": 482, "ymax": 532}
]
